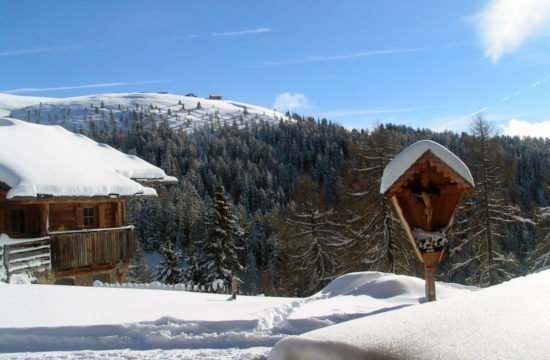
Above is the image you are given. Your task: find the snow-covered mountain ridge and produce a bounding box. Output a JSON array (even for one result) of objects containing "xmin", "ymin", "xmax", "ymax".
[{"xmin": 0, "ymin": 92, "xmax": 288, "ymax": 133}]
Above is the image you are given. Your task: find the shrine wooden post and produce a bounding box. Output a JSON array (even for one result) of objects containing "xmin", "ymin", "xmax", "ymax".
[{"xmin": 381, "ymin": 140, "xmax": 474, "ymax": 301}]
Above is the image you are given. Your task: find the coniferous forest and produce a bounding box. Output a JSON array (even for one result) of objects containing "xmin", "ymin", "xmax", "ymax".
[{"xmin": 88, "ymin": 114, "xmax": 549, "ymax": 296}]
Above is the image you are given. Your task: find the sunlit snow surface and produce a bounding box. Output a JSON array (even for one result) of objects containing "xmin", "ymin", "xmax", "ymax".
[
  {"xmin": 0, "ymin": 271, "xmax": 473, "ymax": 359},
  {"xmin": 270, "ymin": 270, "xmax": 550, "ymax": 360}
]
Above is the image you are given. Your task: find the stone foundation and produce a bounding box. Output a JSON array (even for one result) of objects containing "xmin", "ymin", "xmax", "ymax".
[{"xmin": 35, "ymin": 262, "xmax": 130, "ymax": 286}]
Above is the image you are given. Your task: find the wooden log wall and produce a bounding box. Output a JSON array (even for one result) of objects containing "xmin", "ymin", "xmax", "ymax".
[
  {"xmin": 1, "ymin": 191, "xmax": 125, "ymax": 237},
  {"xmin": 50, "ymin": 227, "xmax": 135, "ymax": 271}
]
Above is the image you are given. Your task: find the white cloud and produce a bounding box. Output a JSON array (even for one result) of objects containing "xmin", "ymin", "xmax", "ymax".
[
  {"xmin": 211, "ymin": 27, "xmax": 271, "ymax": 37},
  {"xmin": 501, "ymin": 118, "xmax": 550, "ymax": 137},
  {"xmin": 2, "ymin": 80, "xmax": 167, "ymax": 94},
  {"xmin": 241, "ymin": 47, "xmax": 428, "ymax": 68},
  {"xmin": 273, "ymin": 93, "xmax": 311, "ymax": 111},
  {"xmin": 0, "ymin": 44, "xmax": 85, "ymax": 57},
  {"xmin": 476, "ymin": 0, "xmax": 550, "ymax": 62},
  {"xmin": 432, "ymin": 108, "xmax": 488, "ymax": 132}
]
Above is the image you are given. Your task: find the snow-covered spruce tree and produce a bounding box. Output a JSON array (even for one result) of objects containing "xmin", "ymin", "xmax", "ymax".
[
  {"xmin": 176, "ymin": 180, "xmax": 204, "ymax": 249},
  {"xmin": 448, "ymin": 115, "xmax": 518, "ymax": 286},
  {"xmin": 345, "ymin": 125, "xmax": 417, "ymax": 275},
  {"xmin": 129, "ymin": 242, "xmax": 152, "ymax": 283},
  {"xmin": 241, "ymin": 210, "xmax": 273, "ymax": 295},
  {"xmin": 198, "ymin": 185, "xmax": 244, "ymax": 285},
  {"xmin": 183, "ymin": 246, "xmax": 202, "ymax": 285},
  {"xmin": 156, "ymin": 238, "xmax": 183, "ymax": 284},
  {"xmin": 529, "ymin": 207, "xmax": 550, "ymax": 270}
]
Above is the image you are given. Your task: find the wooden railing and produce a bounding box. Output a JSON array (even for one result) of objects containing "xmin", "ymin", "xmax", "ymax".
[
  {"xmin": 1, "ymin": 236, "xmax": 51, "ymax": 282},
  {"xmin": 49, "ymin": 226, "xmax": 135, "ymax": 271}
]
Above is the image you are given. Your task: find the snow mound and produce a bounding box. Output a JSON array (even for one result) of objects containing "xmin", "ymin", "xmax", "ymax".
[
  {"xmin": 380, "ymin": 139, "xmax": 474, "ymax": 195},
  {"xmin": 0, "ymin": 118, "xmax": 176, "ymax": 199},
  {"xmin": 270, "ymin": 270, "xmax": 550, "ymax": 360},
  {"xmin": 319, "ymin": 272, "xmax": 426, "ymax": 299},
  {"xmin": 319, "ymin": 271, "xmax": 472, "ymax": 300},
  {"xmin": 280, "ymin": 272, "xmax": 474, "ymax": 335}
]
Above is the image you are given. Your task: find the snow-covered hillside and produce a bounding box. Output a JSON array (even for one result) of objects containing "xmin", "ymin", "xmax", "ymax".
[
  {"xmin": 0, "ymin": 93, "xmax": 55, "ymax": 117},
  {"xmin": 0, "ymin": 272, "xmax": 472, "ymax": 359},
  {"xmin": 0, "ymin": 92, "xmax": 288, "ymax": 133}
]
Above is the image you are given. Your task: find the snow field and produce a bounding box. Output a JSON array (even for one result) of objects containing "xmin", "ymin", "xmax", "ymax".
[{"xmin": 0, "ymin": 271, "xmax": 474, "ymax": 358}]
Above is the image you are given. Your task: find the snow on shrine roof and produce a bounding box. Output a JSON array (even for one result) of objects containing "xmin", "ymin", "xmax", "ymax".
[
  {"xmin": 380, "ymin": 139, "xmax": 474, "ymax": 195},
  {"xmin": 0, "ymin": 118, "xmax": 177, "ymax": 199}
]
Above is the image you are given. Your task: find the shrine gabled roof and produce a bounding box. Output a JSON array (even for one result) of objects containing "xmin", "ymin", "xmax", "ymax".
[
  {"xmin": 380, "ymin": 140, "xmax": 474, "ymax": 195},
  {"xmin": 0, "ymin": 117, "xmax": 177, "ymax": 199}
]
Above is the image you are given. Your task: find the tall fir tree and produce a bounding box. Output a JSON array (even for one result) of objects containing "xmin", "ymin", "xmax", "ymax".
[
  {"xmin": 529, "ymin": 207, "xmax": 550, "ymax": 270},
  {"xmin": 448, "ymin": 115, "xmax": 519, "ymax": 286},
  {"xmin": 275, "ymin": 176, "xmax": 346, "ymax": 296},
  {"xmin": 198, "ymin": 186, "xmax": 244, "ymax": 285},
  {"xmin": 156, "ymin": 238, "xmax": 183, "ymax": 284},
  {"xmin": 129, "ymin": 242, "xmax": 152, "ymax": 283},
  {"xmin": 345, "ymin": 125, "xmax": 416, "ymax": 275}
]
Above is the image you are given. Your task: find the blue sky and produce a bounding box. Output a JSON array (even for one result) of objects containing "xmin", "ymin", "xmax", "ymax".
[{"xmin": 1, "ymin": 0, "xmax": 549, "ymax": 137}]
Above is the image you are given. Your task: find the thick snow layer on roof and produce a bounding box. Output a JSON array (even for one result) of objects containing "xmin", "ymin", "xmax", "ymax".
[
  {"xmin": 270, "ymin": 270, "xmax": 550, "ymax": 360},
  {"xmin": 0, "ymin": 118, "xmax": 176, "ymax": 199},
  {"xmin": 380, "ymin": 139, "xmax": 474, "ymax": 195}
]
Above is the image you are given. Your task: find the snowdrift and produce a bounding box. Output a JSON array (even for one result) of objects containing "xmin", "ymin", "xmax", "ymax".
[{"xmin": 270, "ymin": 270, "xmax": 550, "ymax": 360}]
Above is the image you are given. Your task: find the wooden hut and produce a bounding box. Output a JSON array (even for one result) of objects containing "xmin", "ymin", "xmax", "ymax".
[
  {"xmin": 0, "ymin": 118, "xmax": 176, "ymax": 285},
  {"xmin": 380, "ymin": 140, "xmax": 474, "ymax": 300}
]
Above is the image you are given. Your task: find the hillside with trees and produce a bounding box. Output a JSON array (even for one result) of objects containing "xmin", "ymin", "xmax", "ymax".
[{"xmin": 69, "ymin": 111, "xmax": 547, "ymax": 296}]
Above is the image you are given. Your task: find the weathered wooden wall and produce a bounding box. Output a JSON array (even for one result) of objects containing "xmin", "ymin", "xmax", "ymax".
[{"xmin": 50, "ymin": 226, "xmax": 135, "ymax": 271}]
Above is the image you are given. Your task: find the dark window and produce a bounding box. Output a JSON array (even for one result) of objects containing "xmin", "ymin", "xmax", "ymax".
[
  {"xmin": 83, "ymin": 207, "xmax": 95, "ymax": 227},
  {"xmin": 10, "ymin": 209, "xmax": 25, "ymax": 234},
  {"xmin": 55, "ymin": 278, "xmax": 75, "ymax": 286}
]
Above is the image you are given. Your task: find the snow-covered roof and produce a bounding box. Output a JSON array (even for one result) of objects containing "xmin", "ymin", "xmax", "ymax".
[
  {"xmin": 0, "ymin": 118, "xmax": 176, "ymax": 199},
  {"xmin": 380, "ymin": 139, "xmax": 474, "ymax": 195}
]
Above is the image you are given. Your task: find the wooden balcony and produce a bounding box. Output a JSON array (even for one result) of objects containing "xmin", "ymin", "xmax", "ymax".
[{"xmin": 49, "ymin": 226, "xmax": 136, "ymax": 271}]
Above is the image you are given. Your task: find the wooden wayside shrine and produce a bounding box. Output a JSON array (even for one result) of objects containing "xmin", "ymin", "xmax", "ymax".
[{"xmin": 381, "ymin": 140, "xmax": 474, "ymax": 301}]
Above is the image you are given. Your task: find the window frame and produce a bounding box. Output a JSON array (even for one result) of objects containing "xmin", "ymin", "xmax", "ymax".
[
  {"xmin": 9, "ymin": 209, "xmax": 25, "ymax": 234},
  {"xmin": 82, "ymin": 207, "xmax": 96, "ymax": 228}
]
